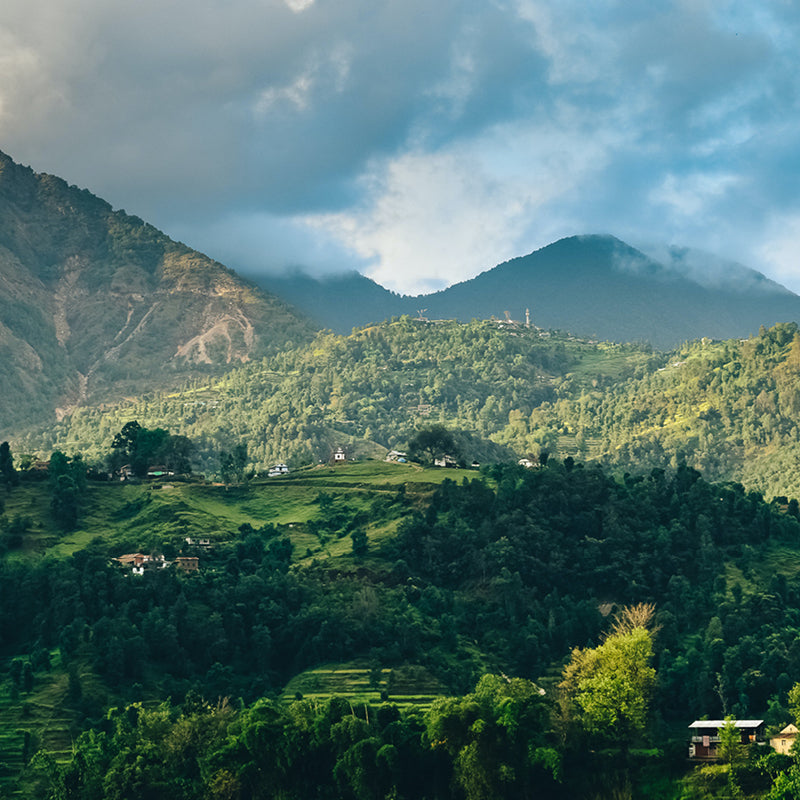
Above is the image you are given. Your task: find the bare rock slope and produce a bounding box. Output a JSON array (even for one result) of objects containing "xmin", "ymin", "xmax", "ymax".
[{"xmin": 0, "ymin": 151, "xmax": 313, "ymax": 432}]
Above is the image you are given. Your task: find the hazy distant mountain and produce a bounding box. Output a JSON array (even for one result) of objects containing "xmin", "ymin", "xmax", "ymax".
[
  {"xmin": 0, "ymin": 151, "xmax": 313, "ymax": 432},
  {"xmin": 416, "ymin": 235, "xmax": 800, "ymax": 348},
  {"xmin": 257, "ymin": 235, "xmax": 800, "ymax": 349},
  {"xmin": 253, "ymin": 269, "xmax": 405, "ymax": 334}
]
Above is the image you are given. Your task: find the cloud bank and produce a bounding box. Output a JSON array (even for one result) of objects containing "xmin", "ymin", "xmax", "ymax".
[{"xmin": 2, "ymin": 0, "xmax": 800, "ymax": 294}]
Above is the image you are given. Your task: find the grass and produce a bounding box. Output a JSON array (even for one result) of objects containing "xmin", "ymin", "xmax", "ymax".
[
  {"xmin": 280, "ymin": 662, "xmax": 447, "ymax": 711},
  {"xmin": 568, "ymin": 342, "xmax": 652, "ymax": 382},
  {"xmin": 4, "ymin": 462, "xmax": 465, "ymax": 564}
]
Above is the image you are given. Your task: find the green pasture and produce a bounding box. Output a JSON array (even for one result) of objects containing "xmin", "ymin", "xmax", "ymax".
[
  {"xmin": 567, "ymin": 341, "xmax": 653, "ymax": 381},
  {"xmin": 4, "ymin": 462, "xmax": 467, "ymax": 562}
]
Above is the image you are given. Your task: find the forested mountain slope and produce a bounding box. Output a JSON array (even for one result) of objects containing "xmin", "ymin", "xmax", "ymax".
[
  {"xmin": 25, "ymin": 319, "xmax": 800, "ymax": 503},
  {"xmin": 0, "ymin": 151, "xmax": 314, "ymax": 433},
  {"xmin": 4, "ymin": 460, "xmax": 800, "ymax": 797},
  {"xmin": 531, "ymin": 321, "xmax": 800, "ymax": 500},
  {"xmin": 27, "ymin": 318, "xmax": 654, "ymax": 472}
]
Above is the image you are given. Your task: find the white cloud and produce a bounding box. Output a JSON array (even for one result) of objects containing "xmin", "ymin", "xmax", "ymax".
[
  {"xmin": 649, "ymin": 171, "xmax": 741, "ymax": 221},
  {"xmin": 302, "ymin": 116, "xmax": 615, "ymax": 294},
  {"xmin": 255, "ymin": 71, "xmax": 315, "ymax": 114},
  {"xmin": 758, "ymin": 213, "xmax": 800, "ymax": 295},
  {"xmin": 284, "ymin": 0, "xmax": 314, "ymax": 11}
]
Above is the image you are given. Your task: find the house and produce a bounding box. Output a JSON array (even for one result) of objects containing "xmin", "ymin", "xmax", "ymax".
[
  {"xmin": 434, "ymin": 454, "xmax": 458, "ymax": 468},
  {"xmin": 771, "ymin": 724, "xmax": 799, "ymax": 755},
  {"xmin": 113, "ymin": 553, "xmax": 167, "ymax": 575},
  {"xmin": 184, "ymin": 538, "xmax": 213, "ymax": 550},
  {"xmin": 175, "ymin": 556, "xmax": 199, "ymax": 572},
  {"xmin": 385, "ymin": 450, "xmax": 407, "ymax": 463},
  {"xmin": 268, "ymin": 463, "xmax": 290, "ymax": 477},
  {"xmin": 333, "ymin": 447, "xmax": 347, "ymax": 463},
  {"xmin": 688, "ymin": 720, "xmax": 765, "ymax": 760}
]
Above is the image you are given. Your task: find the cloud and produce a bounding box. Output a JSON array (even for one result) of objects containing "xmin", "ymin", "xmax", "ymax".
[
  {"xmin": 302, "ymin": 112, "xmax": 617, "ymax": 294},
  {"xmin": 758, "ymin": 212, "xmax": 800, "ymax": 296},
  {"xmin": 1, "ymin": 1, "xmax": 800, "ymax": 294}
]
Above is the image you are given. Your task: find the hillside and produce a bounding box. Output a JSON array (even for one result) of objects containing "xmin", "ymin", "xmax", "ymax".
[
  {"xmin": 253, "ymin": 235, "xmax": 800, "ymax": 348},
  {"xmin": 254, "ymin": 269, "xmax": 406, "ymax": 335},
  {"xmin": 3, "ymin": 460, "xmax": 800, "ymax": 797},
  {"xmin": 24, "ymin": 319, "xmax": 800, "ymax": 503},
  {"xmin": 27, "ymin": 318, "xmax": 654, "ymax": 472},
  {"xmin": 0, "ymin": 151, "xmax": 314, "ymax": 434}
]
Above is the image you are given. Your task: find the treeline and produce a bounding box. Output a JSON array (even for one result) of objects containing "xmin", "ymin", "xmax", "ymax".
[
  {"xmin": 31, "ymin": 605, "xmax": 667, "ymax": 799},
  {"xmin": 32, "ymin": 675, "xmax": 564, "ymax": 800}
]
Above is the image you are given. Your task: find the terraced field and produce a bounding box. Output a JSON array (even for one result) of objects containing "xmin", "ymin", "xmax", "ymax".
[
  {"xmin": 280, "ymin": 663, "xmax": 447, "ymax": 711},
  {"xmin": 0, "ymin": 660, "xmax": 77, "ymax": 797}
]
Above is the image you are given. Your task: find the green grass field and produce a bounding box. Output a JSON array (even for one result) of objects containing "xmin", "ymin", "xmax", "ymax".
[{"xmin": 5, "ymin": 461, "xmax": 466, "ymax": 563}]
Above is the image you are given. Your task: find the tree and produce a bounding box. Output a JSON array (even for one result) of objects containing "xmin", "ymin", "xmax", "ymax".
[
  {"xmin": 425, "ymin": 674, "xmax": 558, "ymax": 800},
  {"xmin": 111, "ymin": 420, "xmax": 142, "ymax": 459},
  {"xmin": 351, "ymin": 528, "xmax": 368, "ymax": 558},
  {"xmin": 49, "ymin": 451, "xmax": 83, "ymax": 530},
  {"xmin": 111, "ymin": 420, "xmax": 193, "ymax": 476},
  {"xmin": 0, "ymin": 441, "xmax": 18, "ymax": 488},
  {"xmin": 407, "ymin": 425, "xmax": 458, "ymax": 465},
  {"xmin": 219, "ymin": 444, "xmax": 248, "ymax": 484},
  {"xmin": 558, "ymin": 603, "xmax": 657, "ymax": 749}
]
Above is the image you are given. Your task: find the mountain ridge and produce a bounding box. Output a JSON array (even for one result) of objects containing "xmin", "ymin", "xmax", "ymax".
[
  {"xmin": 252, "ymin": 234, "xmax": 800, "ymax": 348},
  {"xmin": 0, "ymin": 150, "xmax": 314, "ymax": 432}
]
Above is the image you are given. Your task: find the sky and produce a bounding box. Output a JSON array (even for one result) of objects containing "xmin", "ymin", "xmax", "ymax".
[{"xmin": 2, "ymin": 0, "xmax": 800, "ymax": 296}]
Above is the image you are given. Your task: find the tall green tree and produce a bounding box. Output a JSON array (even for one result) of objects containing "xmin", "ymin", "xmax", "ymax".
[
  {"xmin": 407, "ymin": 425, "xmax": 458, "ymax": 465},
  {"xmin": 558, "ymin": 604, "xmax": 657, "ymax": 749},
  {"xmin": 0, "ymin": 441, "xmax": 18, "ymax": 488},
  {"xmin": 49, "ymin": 450, "xmax": 84, "ymax": 530}
]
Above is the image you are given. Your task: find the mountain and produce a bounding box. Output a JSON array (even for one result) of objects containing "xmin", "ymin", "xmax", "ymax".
[
  {"xmin": 418, "ymin": 235, "xmax": 800, "ymax": 348},
  {"xmin": 0, "ymin": 151, "xmax": 314, "ymax": 433},
  {"xmin": 255, "ymin": 235, "xmax": 800, "ymax": 348},
  {"xmin": 253, "ymin": 269, "xmax": 405, "ymax": 334}
]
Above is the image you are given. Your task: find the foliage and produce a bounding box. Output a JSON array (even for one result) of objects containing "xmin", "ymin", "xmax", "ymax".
[
  {"xmin": 110, "ymin": 420, "xmax": 193, "ymax": 476},
  {"xmin": 0, "ymin": 441, "xmax": 19, "ymax": 488},
  {"xmin": 407, "ymin": 425, "xmax": 459, "ymax": 465},
  {"xmin": 23, "ymin": 319, "xmax": 646, "ymax": 475},
  {"xmin": 3, "ymin": 459, "xmax": 800, "ymax": 794},
  {"xmin": 27, "ymin": 320, "xmax": 800, "ymax": 503},
  {"xmin": 49, "ymin": 450, "xmax": 87, "ymax": 530},
  {"xmin": 559, "ymin": 607, "xmax": 656, "ymax": 748}
]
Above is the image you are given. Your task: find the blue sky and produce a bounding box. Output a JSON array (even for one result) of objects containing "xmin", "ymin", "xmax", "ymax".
[{"xmin": 1, "ymin": 0, "xmax": 799, "ymax": 295}]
